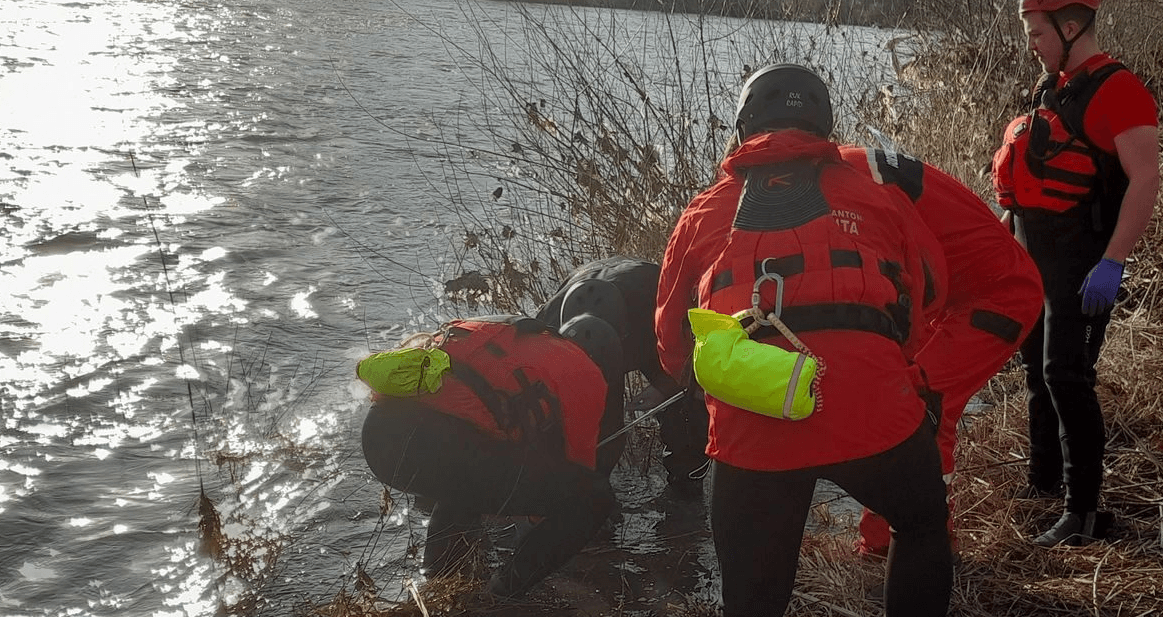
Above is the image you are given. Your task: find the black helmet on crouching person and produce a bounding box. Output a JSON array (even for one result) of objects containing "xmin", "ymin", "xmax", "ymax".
[
  {"xmin": 560, "ymin": 278, "xmax": 629, "ymax": 340},
  {"xmin": 559, "ymin": 313, "xmax": 624, "ymax": 378},
  {"xmin": 735, "ymin": 63, "xmax": 834, "ymax": 143}
]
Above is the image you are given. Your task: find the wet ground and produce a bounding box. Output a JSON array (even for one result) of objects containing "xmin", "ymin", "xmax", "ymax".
[
  {"xmin": 368, "ymin": 426, "xmax": 864, "ymax": 617},
  {"xmin": 431, "ymin": 475, "xmax": 718, "ymax": 617},
  {"xmin": 531, "ymin": 471, "xmax": 718, "ymax": 617}
]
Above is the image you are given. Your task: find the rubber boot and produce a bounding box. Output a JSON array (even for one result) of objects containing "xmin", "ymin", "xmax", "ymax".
[{"xmin": 1033, "ymin": 510, "xmax": 1113, "ymax": 547}]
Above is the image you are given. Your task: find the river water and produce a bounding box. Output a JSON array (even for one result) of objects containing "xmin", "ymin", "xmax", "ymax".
[{"xmin": 0, "ymin": 2, "xmax": 900, "ymax": 615}]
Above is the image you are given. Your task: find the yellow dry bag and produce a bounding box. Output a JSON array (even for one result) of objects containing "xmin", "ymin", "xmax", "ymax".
[
  {"xmin": 688, "ymin": 308, "xmax": 818, "ymax": 420},
  {"xmin": 357, "ymin": 348, "xmax": 451, "ymax": 397}
]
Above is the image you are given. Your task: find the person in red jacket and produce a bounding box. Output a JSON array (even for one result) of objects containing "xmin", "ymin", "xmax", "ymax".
[
  {"xmin": 994, "ymin": 0, "xmax": 1158, "ymax": 546},
  {"xmin": 657, "ymin": 64, "xmax": 962, "ymax": 617},
  {"xmin": 360, "ymin": 314, "xmax": 625, "ymax": 599},
  {"xmin": 842, "ymin": 147, "xmax": 1045, "ymax": 557}
]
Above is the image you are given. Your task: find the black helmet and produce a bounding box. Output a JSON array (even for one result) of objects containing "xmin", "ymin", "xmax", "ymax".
[
  {"xmin": 560, "ymin": 314, "xmax": 624, "ymax": 377},
  {"xmin": 735, "ymin": 64, "xmax": 834, "ymax": 142},
  {"xmin": 559, "ymin": 278, "xmax": 628, "ymax": 339}
]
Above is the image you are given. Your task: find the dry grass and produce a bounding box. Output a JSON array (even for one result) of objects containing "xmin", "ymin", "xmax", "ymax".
[{"xmin": 936, "ymin": 371, "xmax": 1163, "ymax": 617}]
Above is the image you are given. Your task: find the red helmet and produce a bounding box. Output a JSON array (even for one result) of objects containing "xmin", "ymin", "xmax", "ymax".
[{"xmin": 1020, "ymin": 0, "xmax": 1100, "ymax": 14}]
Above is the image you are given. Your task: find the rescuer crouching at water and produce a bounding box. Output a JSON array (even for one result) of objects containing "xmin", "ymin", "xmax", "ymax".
[
  {"xmin": 536, "ymin": 256, "xmax": 710, "ymax": 498},
  {"xmin": 359, "ymin": 314, "xmax": 626, "ymax": 599}
]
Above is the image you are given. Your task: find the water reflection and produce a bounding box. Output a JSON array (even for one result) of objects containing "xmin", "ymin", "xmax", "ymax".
[{"xmin": 0, "ymin": 0, "xmax": 342, "ymax": 614}]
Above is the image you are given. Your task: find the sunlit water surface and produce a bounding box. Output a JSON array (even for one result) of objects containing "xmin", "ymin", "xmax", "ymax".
[{"xmin": 0, "ymin": 1, "xmax": 902, "ymax": 614}]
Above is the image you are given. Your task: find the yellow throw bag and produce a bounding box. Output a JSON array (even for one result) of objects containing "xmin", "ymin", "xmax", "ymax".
[
  {"xmin": 688, "ymin": 308, "xmax": 818, "ymax": 420},
  {"xmin": 357, "ymin": 348, "xmax": 451, "ymax": 396}
]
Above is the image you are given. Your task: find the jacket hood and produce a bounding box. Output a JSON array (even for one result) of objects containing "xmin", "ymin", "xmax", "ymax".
[{"xmin": 721, "ymin": 129, "xmax": 842, "ymax": 178}]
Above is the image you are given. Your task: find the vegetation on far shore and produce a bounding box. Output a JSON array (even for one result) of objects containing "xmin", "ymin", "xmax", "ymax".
[{"xmin": 505, "ymin": 0, "xmax": 916, "ymax": 29}]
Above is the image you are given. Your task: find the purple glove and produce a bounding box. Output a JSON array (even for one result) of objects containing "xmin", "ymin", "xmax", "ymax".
[{"xmin": 1079, "ymin": 258, "xmax": 1124, "ymax": 316}]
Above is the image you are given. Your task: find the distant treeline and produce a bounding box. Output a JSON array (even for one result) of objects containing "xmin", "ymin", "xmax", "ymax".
[{"xmin": 505, "ymin": 0, "xmax": 923, "ymax": 28}]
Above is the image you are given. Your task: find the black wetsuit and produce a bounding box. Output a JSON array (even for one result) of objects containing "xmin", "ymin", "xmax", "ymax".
[
  {"xmin": 362, "ymin": 401, "xmax": 617, "ymax": 597},
  {"xmin": 535, "ymin": 256, "xmax": 709, "ymax": 489},
  {"xmin": 1015, "ymin": 207, "xmax": 1112, "ymax": 512},
  {"xmin": 711, "ymin": 424, "xmax": 951, "ymax": 617}
]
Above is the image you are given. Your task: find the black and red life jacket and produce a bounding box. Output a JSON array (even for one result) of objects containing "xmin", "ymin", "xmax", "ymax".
[
  {"xmin": 426, "ymin": 316, "xmax": 608, "ymax": 469},
  {"xmin": 993, "ymin": 60, "xmax": 1128, "ymax": 231},
  {"xmin": 682, "ymin": 130, "xmax": 947, "ymax": 471}
]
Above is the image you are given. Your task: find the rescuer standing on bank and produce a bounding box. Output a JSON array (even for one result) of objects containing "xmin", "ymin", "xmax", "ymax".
[{"xmin": 993, "ymin": 0, "xmax": 1159, "ymax": 546}]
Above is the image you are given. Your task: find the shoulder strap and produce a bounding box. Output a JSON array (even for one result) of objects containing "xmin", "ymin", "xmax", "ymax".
[
  {"xmin": 1046, "ymin": 62, "xmax": 1127, "ymax": 151},
  {"xmin": 1031, "ymin": 71, "xmax": 1058, "ymax": 112},
  {"xmin": 867, "ymin": 148, "xmax": 925, "ymax": 203}
]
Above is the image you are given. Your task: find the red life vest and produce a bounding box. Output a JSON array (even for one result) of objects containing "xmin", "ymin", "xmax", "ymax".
[
  {"xmin": 424, "ymin": 316, "xmax": 608, "ymax": 470},
  {"xmin": 657, "ymin": 130, "xmax": 942, "ymax": 471},
  {"xmin": 992, "ymin": 60, "xmax": 1128, "ymax": 229},
  {"xmin": 700, "ymin": 158, "xmax": 916, "ymax": 355}
]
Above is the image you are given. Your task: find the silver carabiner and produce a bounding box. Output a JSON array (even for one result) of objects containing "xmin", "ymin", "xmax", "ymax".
[{"xmin": 751, "ymin": 267, "xmax": 785, "ymax": 326}]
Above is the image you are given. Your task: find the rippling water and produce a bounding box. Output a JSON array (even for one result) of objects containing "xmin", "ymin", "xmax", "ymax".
[
  {"xmin": 0, "ymin": 2, "xmax": 900, "ymax": 614},
  {"xmin": 1, "ymin": 1, "xmax": 478, "ymax": 614}
]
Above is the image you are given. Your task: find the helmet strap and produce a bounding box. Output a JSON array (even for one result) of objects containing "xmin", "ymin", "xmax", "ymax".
[{"xmin": 1049, "ymin": 11, "xmax": 1096, "ymax": 74}]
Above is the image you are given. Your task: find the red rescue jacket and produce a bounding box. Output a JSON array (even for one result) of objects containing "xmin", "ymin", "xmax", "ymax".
[
  {"xmin": 659, "ymin": 130, "xmax": 945, "ymax": 471},
  {"xmin": 423, "ymin": 317, "xmax": 609, "ymax": 470},
  {"xmin": 842, "ymin": 146, "xmax": 1043, "ymax": 474}
]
